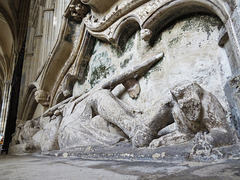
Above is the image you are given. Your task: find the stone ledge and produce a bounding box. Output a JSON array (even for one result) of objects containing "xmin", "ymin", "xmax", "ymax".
[{"xmin": 37, "ymin": 141, "xmax": 240, "ymax": 162}]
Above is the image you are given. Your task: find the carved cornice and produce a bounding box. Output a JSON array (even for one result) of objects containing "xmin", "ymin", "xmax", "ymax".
[
  {"xmin": 49, "ymin": 22, "xmax": 86, "ymax": 107},
  {"xmin": 39, "ymin": 17, "xmax": 73, "ymax": 96}
]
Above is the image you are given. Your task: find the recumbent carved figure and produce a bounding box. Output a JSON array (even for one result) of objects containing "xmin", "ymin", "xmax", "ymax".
[{"xmin": 9, "ymin": 53, "xmax": 236, "ymax": 153}]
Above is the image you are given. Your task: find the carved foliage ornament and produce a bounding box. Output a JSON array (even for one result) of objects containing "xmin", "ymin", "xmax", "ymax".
[{"xmin": 69, "ymin": 1, "xmax": 90, "ymax": 22}]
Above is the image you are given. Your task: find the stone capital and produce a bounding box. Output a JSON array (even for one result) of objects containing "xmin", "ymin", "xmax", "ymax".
[{"xmin": 35, "ymin": 89, "xmax": 50, "ymax": 106}]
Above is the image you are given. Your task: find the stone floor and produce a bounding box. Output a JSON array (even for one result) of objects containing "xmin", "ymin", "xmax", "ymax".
[{"xmin": 0, "ymin": 154, "xmax": 240, "ymax": 180}]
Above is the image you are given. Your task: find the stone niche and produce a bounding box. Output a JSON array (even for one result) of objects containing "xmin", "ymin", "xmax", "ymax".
[
  {"xmin": 74, "ymin": 14, "xmax": 231, "ymax": 111},
  {"xmin": 9, "ymin": 1, "xmax": 240, "ymax": 161}
]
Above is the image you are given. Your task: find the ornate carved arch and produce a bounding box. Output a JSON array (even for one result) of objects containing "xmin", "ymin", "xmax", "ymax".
[
  {"xmin": 139, "ymin": 0, "xmax": 239, "ymax": 73},
  {"xmin": 83, "ymin": 0, "xmax": 239, "ymax": 73},
  {"xmin": 112, "ymin": 16, "xmax": 141, "ymax": 49},
  {"xmin": 142, "ymin": 0, "xmax": 228, "ymax": 40}
]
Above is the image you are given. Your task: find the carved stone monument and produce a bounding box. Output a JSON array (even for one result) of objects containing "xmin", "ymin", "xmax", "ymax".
[{"xmin": 8, "ymin": 0, "xmax": 240, "ymax": 162}]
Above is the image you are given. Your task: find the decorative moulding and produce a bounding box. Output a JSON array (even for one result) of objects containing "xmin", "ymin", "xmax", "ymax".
[{"xmin": 80, "ymin": 0, "xmax": 233, "ymax": 48}]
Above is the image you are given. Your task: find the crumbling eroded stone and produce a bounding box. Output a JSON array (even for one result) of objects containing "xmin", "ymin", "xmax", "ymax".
[
  {"xmin": 9, "ymin": 81, "xmax": 237, "ymax": 155},
  {"xmin": 150, "ymin": 82, "xmax": 237, "ymax": 148}
]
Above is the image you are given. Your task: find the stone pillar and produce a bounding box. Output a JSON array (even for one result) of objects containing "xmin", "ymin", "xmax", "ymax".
[
  {"xmin": 41, "ymin": 0, "xmax": 55, "ymax": 65},
  {"xmin": 53, "ymin": 0, "xmax": 70, "ymax": 43},
  {"xmin": 0, "ymin": 82, "xmax": 11, "ymax": 134},
  {"xmin": 35, "ymin": 5, "xmax": 44, "ymax": 78}
]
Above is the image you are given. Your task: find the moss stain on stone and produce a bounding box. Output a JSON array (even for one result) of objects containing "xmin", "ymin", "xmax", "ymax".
[
  {"xmin": 89, "ymin": 64, "xmax": 115, "ymax": 87},
  {"xmin": 110, "ymin": 45, "xmax": 123, "ymax": 58},
  {"xmin": 110, "ymin": 33, "xmax": 136, "ymax": 58},
  {"xmin": 83, "ymin": 64, "xmax": 89, "ymax": 81},
  {"xmin": 168, "ymin": 36, "xmax": 180, "ymax": 47},
  {"xmin": 92, "ymin": 40, "xmax": 103, "ymax": 55},
  {"xmin": 144, "ymin": 59, "xmax": 163, "ymax": 79},
  {"xmin": 163, "ymin": 14, "xmax": 222, "ymax": 47},
  {"xmin": 181, "ymin": 15, "xmax": 222, "ymax": 38},
  {"xmin": 120, "ymin": 54, "xmax": 133, "ymax": 68},
  {"xmin": 155, "ymin": 34, "xmax": 162, "ymax": 44},
  {"xmin": 89, "ymin": 50, "xmax": 116, "ymax": 87},
  {"xmin": 124, "ymin": 33, "xmax": 135, "ymax": 52},
  {"xmin": 168, "ymin": 23, "xmax": 176, "ymax": 34}
]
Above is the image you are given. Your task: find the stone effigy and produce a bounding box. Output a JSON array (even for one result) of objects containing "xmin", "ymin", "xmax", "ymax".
[
  {"xmin": 9, "ymin": 54, "xmax": 236, "ymax": 154},
  {"xmin": 3, "ymin": 0, "xmax": 239, "ymax": 164},
  {"xmin": 10, "ymin": 52, "xmax": 163, "ymax": 152},
  {"xmin": 41, "ymin": 52, "xmax": 165, "ymax": 150}
]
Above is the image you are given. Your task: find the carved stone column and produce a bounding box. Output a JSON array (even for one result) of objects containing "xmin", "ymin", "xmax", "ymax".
[
  {"xmin": 41, "ymin": 0, "xmax": 55, "ymax": 65},
  {"xmin": 0, "ymin": 82, "xmax": 11, "ymax": 134},
  {"xmin": 53, "ymin": 0, "xmax": 70, "ymax": 42}
]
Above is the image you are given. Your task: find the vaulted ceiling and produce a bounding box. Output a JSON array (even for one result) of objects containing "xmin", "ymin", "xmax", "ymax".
[
  {"xmin": 0, "ymin": 1, "xmax": 15, "ymax": 87},
  {"xmin": 0, "ymin": 0, "xmax": 29, "ymax": 100}
]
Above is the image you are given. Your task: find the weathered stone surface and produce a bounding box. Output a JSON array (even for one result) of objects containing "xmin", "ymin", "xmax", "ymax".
[
  {"xmin": 1, "ymin": 153, "xmax": 240, "ymax": 180},
  {"xmin": 150, "ymin": 82, "xmax": 236, "ymax": 148},
  {"xmin": 5, "ymin": 0, "xmax": 240, "ymax": 165},
  {"xmin": 40, "ymin": 141, "xmax": 240, "ymax": 163},
  {"xmin": 9, "ymin": 80, "xmax": 237, "ymax": 157},
  {"xmin": 39, "ymin": 115, "xmax": 62, "ymax": 151},
  {"xmin": 224, "ymin": 75, "xmax": 240, "ymax": 137},
  {"xmin": 74, "ymin": 14, "xmax": 231, "ymax": 113},
  {"xmin": 9, "ymin": 118, "xmax": 41, "ymax": 154}
]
